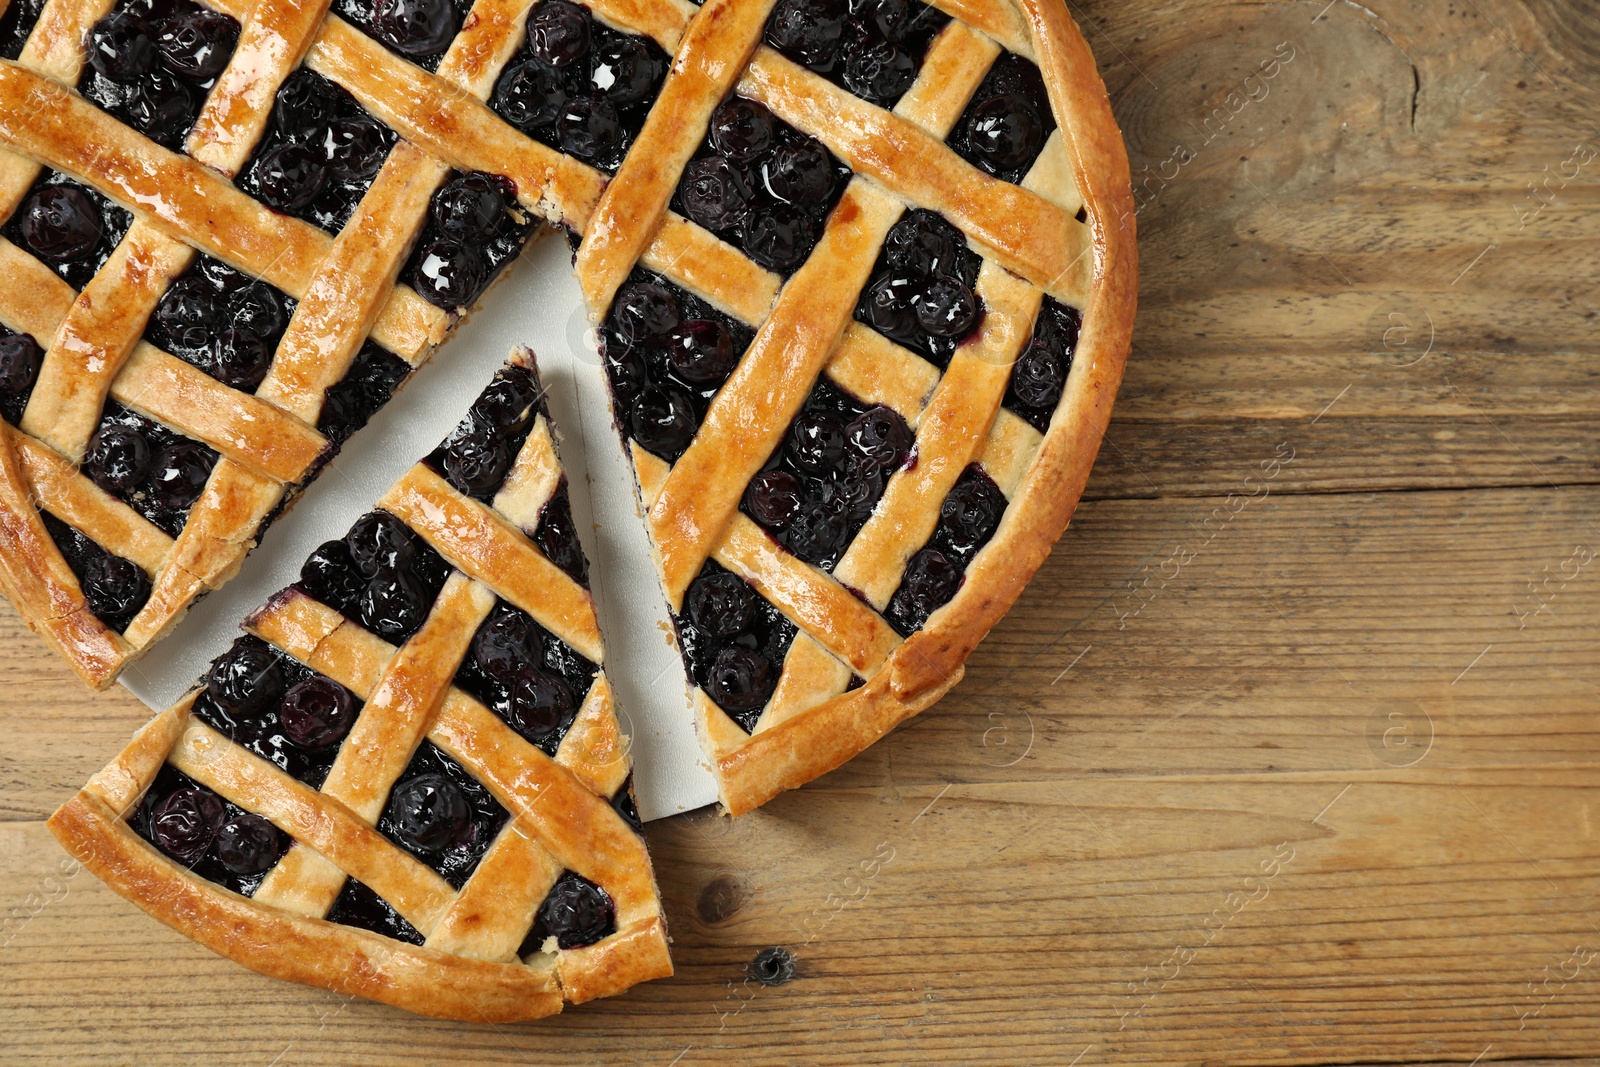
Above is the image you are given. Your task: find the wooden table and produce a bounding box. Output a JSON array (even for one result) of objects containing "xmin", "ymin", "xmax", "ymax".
[{"xmin": 3, "ymin": 1, "xmax": 1598, "ymax": 1063}]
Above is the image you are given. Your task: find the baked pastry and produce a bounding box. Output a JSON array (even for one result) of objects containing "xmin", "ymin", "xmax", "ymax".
[
  {"xmin": 3, "ymin": 0, "xmax": 1132, "ymax": 806},
  {"xmin": 573, "ymin": 0, "xmax": 1135, "ymax": 811},
  {"xmin": 48, "ymin": 349, "xmax": 672, "ymax": 1021},
  {"xmin": 0, "ymin": 0, "xmax": 561, "ymax": 688}
]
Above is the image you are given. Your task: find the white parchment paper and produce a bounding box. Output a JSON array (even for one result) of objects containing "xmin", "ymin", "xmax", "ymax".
[{"xmin": 119, "ymin": 235, "xmax": 719, "ymax": 822}]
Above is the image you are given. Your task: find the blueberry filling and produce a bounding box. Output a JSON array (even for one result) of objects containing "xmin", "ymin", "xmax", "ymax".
[
  {"xmin": 490, "ymin": 1, "xmax": 668, "ymax": 174},
  {"xmin": 946, "ymin": 52, "xmax": 1056, "ymax": 185},
  {"xmin": 534, "ymin": 483, "xmax": 589, "ymax": 587},
  {"xmin": 0, "ymin": 328, "xmax": 44, "ymax": 426},
  {"xmin": 326, "ymin": 877, "xmax": 425, "ymax": 944},
  {"xmin": 3, "ymin": 172, "xmax": 133, "ymax": 291},
  {"xmin": 238, "ymin": 68, "xmax": 398, "ymax": 233},
  {"xmin": 424, "ymin": 359, "xmax": 544, "ymax": 499},
  {"xmin": 335, "ymin": 0, "xmax": 472, "ymax": 72},
  {"xmin": 400, "ymin": 171, "xmax": 536, "ymax": 313},
  {"xmin": 295, "ymin": 509, "xmax": 451, "ymax": 644},
  {"xmin": 0, "ymin": 0, "xmax": 47, "ymax": 60},
  {"xmin": 1004, "ymin": 297, "xmax": 1079, "ymax": 433},
  {"xmin": 378, "ymin": 740, "xmax": 507, "ymax": 889},
  {"xmin": 763, "ymin": 0, "xmax": 948, "ymax": 110},
  {"xmin": 82, "ymin": 402, "xmax": 219, "ymax": 537},
  {"xmin": 599, "ymin": 268, "xmax": 754, "ymax": 463},
  {"xmin": 669, "ymin": 94, "xmax": 850, "ymax": 275},
  {"xmin": 454, "ymin": 599, "xmax": 597, "ymax": 758},
  {"xmin": 317, "ymin": 341, "xmax": 411, "ymax": 445},
  {"xmin": 852, "ymin": 208, "xmax": 982, "ymax": 368},
  {"xmin": 130, "ymin": 764, "xmax": 288, "ymax": 896},
  {"xmin": 190, "ymin": 634, "xmax": 361, "ymax": 790},
  {"xmin": 79, "ymin": 0, "xmax": 240, "ymax": 151},
  {"xmin": 675, "ymin": 560, "xmax": 795, "ymax": 731},
  {"xmin": 883, "ymin": 464, "xmax": 1005, "ymax": 635},
  {"xmin": 611, "ymin": 775, "xmax": 642, "ymax": 833},
  {"xmin": 40, "ymin": 512, "xmax": 151, "ymax": 632},
  {"xmin": 742, "ymin": 378, "xmax": 910, "ymax": 571},
  {"xmin": 146, "ymin": 254, "xmax": 294, "ymax": 393},
  {"xmin": 519, "ymin": 870, "xmax": 616, "ymax": 953}
]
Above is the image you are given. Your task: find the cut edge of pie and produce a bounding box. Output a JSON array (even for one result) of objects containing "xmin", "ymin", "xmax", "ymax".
[{"xmin": 48, "ymin": 347, "xmax": 673, "ymax": 1021}]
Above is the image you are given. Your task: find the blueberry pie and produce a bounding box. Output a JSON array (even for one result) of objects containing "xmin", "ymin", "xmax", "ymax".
[
  {"xmin": 1, "ymin": 0, "xmax": 1132, "ymax": 815},
  {"xmin": 49, "ymin": 351, "xmax": 672, "ymax": 1020}
]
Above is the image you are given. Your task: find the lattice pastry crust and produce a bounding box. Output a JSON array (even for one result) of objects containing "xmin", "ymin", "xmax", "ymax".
[{"xmin": 49, "ymin": 350, "xmax": 672, "ymax": 1020}]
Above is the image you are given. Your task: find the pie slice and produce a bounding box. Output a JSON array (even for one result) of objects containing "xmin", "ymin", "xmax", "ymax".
[
  {"xmin": 48, "ymin": 350, "xmax": 673, "ymax": 1021},
  {"xmin": 571, "ymin": 0, "xmax": 1136, "ymax": 812}
]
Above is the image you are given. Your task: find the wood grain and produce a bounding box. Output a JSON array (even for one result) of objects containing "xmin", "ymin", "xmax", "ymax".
[{"xmin": 3, "ymin": 0, "xmax": 1600, "ymax": 1064}]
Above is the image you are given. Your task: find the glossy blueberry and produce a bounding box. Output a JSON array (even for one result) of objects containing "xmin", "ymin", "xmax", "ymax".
[
  {"xmin": 83, "ymin": 424, "xmax": 151, "ymax": 493},
  {"xmin": 842, "ymin": 36, "xmax": 914, "ymax": 105},
  {"xmin": 744, "ymin": 468, "xmax": 801, "ymax": 529},
  {"xmin": 744, "ymin": 202, "xmax": 816, "ymax": 272},
  {"xmin": 252, "ymin": 141, "xmax": 327, "ymax": 214},
  {"xmin": 495, "ymin": 58, "xmax": 567, "ymax": 131},
  {"xmin": 273, "ymin": 70, "xmax": 334, "ymax": 141},
  {"xmin": 371, "ymin": 0, "xmax": 460, "ymax": 57},
  {"xmin": 526, "ymin": 0, "xmax": 590, "ymax": 68},
  {"xmin": 430, "ymin": 172, "xmax": 509, "ymax": 242},
  {"xmin": 861, "ymin": 272, "xmax": 919, "ymax": 340},
  {"xmin": 665, "ymin": 319, "xmax": 738, "ymax": 385},
  {"xmin": 152, "ymin": 275, "xmax": 225, "ymax": 355},
  {"xmin": 87, "ymin": 9, "xmax": 155, "ymax": 82},
  {"xmin": 147, "ymin": 440, "xmax": 214, "ymax": 511},
  {"xmin": 471, "ymin": 373, "xmax": 540, "ymax": 432},
  {"xmin": 149, "ymin": 785, "xmax": 224, "ymax": 864},
  {"xmin": 884, "ymin": 209, "xmax": 958, "ymax": 277},
  {"xmin": 844, "ymin": 405, "xmax": 911, "ymax": 470},
  {"xmin": 629, "ymin": 385, "xmax": 697, "ymax": 458},
  {"xmin": 1011, "ymin": 337, "xmax": 1065, "ymax": 409},
  {"xmin": 346, "ymin": 511, "xmax": 414, "ymax": 576},
  {"xmin": 0, "ymin": 333, "xmax": 41, "ymax": 398},
  {"xmin": 122, "ymin": 70, "xmax": 195, "ymax": 149},
  {"xmin": 709, "ymin": 97, "xmax": 774, "ymax": 163},
  {"xmin": 533, "ymin": 872, "xmax": 614, "ymax": 949},
  {"xmin": 358, "ymin": 569, "xmax": 430, "ymax": 641},
  {"xmin": 686, "ymin": 569, "xmax": 753, "ymax": 639},
  {"xmin": 761, "ymin": 137, "xmax": 836, "ymax": 206},
  {"xmin": 591, "ymin": 36, "xmax": 658, "ymax": 105},
  {"xmin": 412, "ymin": 237, "xmax": 487, "ymax": 310},
  {"xmin": 857, "ymin": 0, "xmax": 911, "ymax": 41},
  {"xmin": 229, "ymin": 282, "xmax": 286, "ymax": 342},
  {"xmin": 206, "ymin": 636, "xmax": 285, "ymax": 716},
  {"xmin": 914, "ymin": 275, "xmax": 978, "ymax": 337},
  {"xmin": 535, "ymin": 489, "xmax": 588, "ymax": 585},
  {"xmin": 440, "ymin": 416, "xmax": 511, "ymax": 496},
  {"xmin": 556, "ymin": 95, "xmax": 622, "ymax": 161},
  {"xmin": 155, "ymin": 9, "xmax": 238, "ymax": 80},
  {"xmin": 679, "ymin": 155, "xmax": 752, "ymax": 235},
  {"xmin": 299, "ymin": 538, "xmax": 364, "ymax": 611},
  {"xmin": 938, "ymin": 471, "xmax": 1004, "ymax": 559},
  {"xmin": 214, "ymin": 814, "xmax": 280, "ymax": 875},
  {"xmin": 965, "ymin": 93, "xmax": 1045, "ymax": 172},
  {"xmin": 387, "ymin": 773, "xmax": 469, "ymax": 853},
  {"xmin": 20, "ymin": 186, "xmax": 102, "ymax": 264},
  {"xmin": 473, "ymin": 610, "xmax": 543, "ymax": 682},
  {"xmin": 279, "ymin": 676, "xmax": 357, "ymax": 750},
  {"xmin": 209, "ymin": 327, "xmax": 271, "ymax": 391},
  {"xmin": 887, "ymin": 546, "xmax": 958, "ymax": 632},
  {"xmin": 602, "ymin": 340, "xmax": 648, "ymax": 404},
  {"xmin": 706, "ymin": 645, "xmax": 775, "ymax": 712},
  {"xmin": 765, "ymin": 0, "xmax": 846, "ymax": 71},
  {"xmin": 785, "ymin": 482, "xmax": 850, "ymax": 564},
  {"xmin": 81, "ymin": 552, "xmax": 150, "ymax": 626},
  {"xmin": 787, "ymin": 409, "xmax": 846, "ymax": 475},
  {"xmin": 611, "ymin": 281, "xmax": 678, "ymax": 344},
  {"xmin": 493, "ymin": 667, "xmax": 573, "ymax": 744},
  {"xmin": 324, "ymin": 116, "xmax": 389, "ymax": 182}
]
